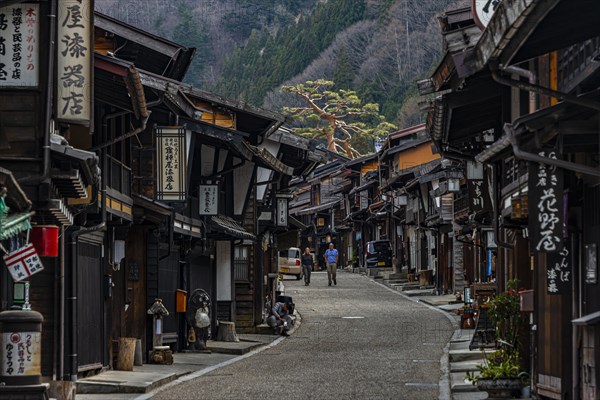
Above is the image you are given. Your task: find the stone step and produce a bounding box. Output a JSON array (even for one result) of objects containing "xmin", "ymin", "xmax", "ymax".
[
  {"xmin": 449, "ymin": 349, "xmax": 486, "ymax": 363},
  {"xmin": 388, "ymin": 272, "xmax": 408, "ymax": 280},
  {"xmin": 77, "ymin": 371, "xmax": 181, "ymax": 394},
  {"xmin": 385, "ymin": 279, "xmax": 408, "ymax": 285},
  {"xmin": 450, "ymin": 372, "xmax": 479, "ymax": 393},
  {"xmin": 452, "ymin": 392, "xmax": 488, "ymax": 400},
  {"xmin": 255, "ymin": 323, "xmax": 276, "ymax": 335},
  {"xmin": 450, "ymin": 360, "xmax": 483, "ymax": 373}
]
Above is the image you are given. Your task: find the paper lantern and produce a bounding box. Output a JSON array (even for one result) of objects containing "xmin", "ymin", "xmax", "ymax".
[{"xmin": 31, "ymin": 225, "xmax": 59, "ymax": 257}]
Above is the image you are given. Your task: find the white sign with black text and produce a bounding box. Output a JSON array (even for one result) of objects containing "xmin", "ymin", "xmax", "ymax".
[
  {"xmin": 57, "ymin": 0, "xmax": 92, "ymax": 123},
  {"xmin": 156, "ymin": 127, "xmax": 188, "ymax": 202},
  {"xmin": 276, "ymin": 198, "xmax": 288, "ymax": 227},
  {"xmin": 0, "ymin": 3, "xmax": 39, "ymax": 87},
  {"xmin": 199, "ymin": 185, "xmax": 218, "ymax": 215}
]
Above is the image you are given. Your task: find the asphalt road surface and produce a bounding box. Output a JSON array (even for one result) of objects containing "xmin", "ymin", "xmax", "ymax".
[{"xmin": 151, "ymin": 271, "xmax": 454, "ymax": 400}]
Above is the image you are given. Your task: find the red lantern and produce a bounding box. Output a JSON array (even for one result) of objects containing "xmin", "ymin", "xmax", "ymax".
[{"xmin": 31, "ymin": 226, "xmax": 59, "ymax": 257}]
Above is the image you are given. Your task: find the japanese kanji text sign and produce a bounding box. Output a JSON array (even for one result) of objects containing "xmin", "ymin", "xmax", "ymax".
[
  {"xmin": 528, "ymin": 150, "xmax": 563, "ymax": 253},
  {"xmin": 546, "ymin": 244, "xmax": 571, "ymax": 295},
  {"xmin": 0, "ymin": 3, "xmax": 39, "ymax": 87},
  {"xmin": 57, "ymin": 0, "xmax": 91, "ymax": 123},
  {"xmin": 467, "ymin": 179, "xmax": 490, "ymax": 213},
  {"xmin": 276, "ymin": 198, "xmax": 288, "ymax": 227},
  {"xmin": 1, "ymin": 331, "xmax": 41, "ymax": 377},
  {"xmin": 156, "ymin": 127, "xmax": 188, "ymax": 202},
  {"xmin": 3, "ymin": 243, "xmax": 44, "ymax": 282},
  {"xmin": 198, "ymin": 185, "xmax": 218, "ymax": 215}
]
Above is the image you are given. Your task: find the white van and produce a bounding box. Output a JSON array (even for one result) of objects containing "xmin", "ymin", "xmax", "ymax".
[{"xmin": 278, "ymin": 247, "xmax": 303, "ymax": 280}]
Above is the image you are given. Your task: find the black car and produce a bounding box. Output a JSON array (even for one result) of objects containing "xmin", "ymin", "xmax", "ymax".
[{"xmin": 365, "ymin": 240, "xmax": 392, "ymax": 268}]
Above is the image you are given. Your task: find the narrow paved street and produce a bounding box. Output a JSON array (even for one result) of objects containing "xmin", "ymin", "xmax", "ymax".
[{"xmin": 151, "ymin": 271, "xmax": 454, "ymax": 400}]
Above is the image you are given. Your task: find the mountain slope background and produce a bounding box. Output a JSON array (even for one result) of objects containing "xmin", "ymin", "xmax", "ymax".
[{"xmin": 96, "ymin": 0, "xmax": 468, "ymax": 129}]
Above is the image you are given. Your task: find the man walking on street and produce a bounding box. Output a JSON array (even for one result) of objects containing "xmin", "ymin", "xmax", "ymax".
[{"xmin": 324, "ymin": 242, "xmax": 339, "ymax": 286}]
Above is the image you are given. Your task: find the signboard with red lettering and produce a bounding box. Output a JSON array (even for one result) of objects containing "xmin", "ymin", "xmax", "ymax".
[
  {"xmin": 0, "ymin": 3, "xmax": 39, "ymax": 87},
  {"xmin": 57, "ymin": 0, "xmax": 92, "ymax": 123},
  {"xmin": 1, "ymin": 331, "xmax": 41, "ymax": 377},
  {"xmin": 3, "ymin": 243, "xmax": 44, "ymax": 282}
]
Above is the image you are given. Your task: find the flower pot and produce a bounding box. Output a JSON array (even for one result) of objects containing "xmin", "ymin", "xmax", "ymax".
[{"xmin": 476, "ymin": 378, "xmax": 523, "ymax": 398}]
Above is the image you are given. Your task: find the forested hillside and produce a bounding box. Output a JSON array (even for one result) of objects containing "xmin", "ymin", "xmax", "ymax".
[{"xmin": 96, "ymin": 0, "xmax": 468, "ymax": 129}]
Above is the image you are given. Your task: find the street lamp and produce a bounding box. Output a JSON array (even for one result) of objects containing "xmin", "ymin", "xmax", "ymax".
[{"xmin": 447, "ymin": 177, "xmax": 460, "ymax": 192}]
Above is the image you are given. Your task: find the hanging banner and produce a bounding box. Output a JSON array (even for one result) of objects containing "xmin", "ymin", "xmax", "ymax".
[
  {"xmin": 528, "ymin": 149, "xmax": 563, "ymax": 253},
  {"xmin": 57, "ymin": 0, "xmax": 92, "ymax": 123},
  {"xmin": 0, "ymin": 3, "xmax": 39, "ymax": 87},
  {"xmin": 546, "ymin": 244, "xmax": 571, "ymax": 295},
  {"xmin": 198, "ymin": 184, "xmax": 218, "ymax": 215},
  {"xmin": 3, "ymin": 243, "xmax": 44, "ymax": 282},
  {"xmin": 156, "ymin": 127, "xmax": 188, "ymax": 202}
]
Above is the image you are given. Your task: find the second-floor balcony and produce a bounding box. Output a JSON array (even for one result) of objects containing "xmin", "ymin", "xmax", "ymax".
[{"xmin": 559, "ymin": 37, "xmax": 600, "ymax": 94}]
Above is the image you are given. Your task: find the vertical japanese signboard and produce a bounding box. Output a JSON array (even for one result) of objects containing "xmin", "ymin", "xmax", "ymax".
[
  {"xmin": 528, "ymin": 149, "xmax": 568, "ymax": 295},
  {"xmin": 57, "ymin": 0, "xmax": 92, "ymax": 123},
  {"xmin": 529, "ymin": 150, "xmax": 563, "ymax": 254},
  {"xmin": 0, "ymin": 3, "xmax": 39, "ymax": 87},
  {"xmin": 198, "ymin": 185, "xmax": 218, "ymax": 215},
  {"xmin": 276, "ymin": 198, "xmax": 288, "ymax": 227},
  {"xmin": 156, "ymin": 127, "xmax": 188, "ymax": 202},
  {"xmin": 468, "ymin": 179, "xmax": 490, "ymax": 213},
  {"xmin": 1, "ymin": 331, "xmax": 41, "ymax": 377},
  {"xmin": 546, "ymin": 246, "xmax": 571, "ymax": 295}
]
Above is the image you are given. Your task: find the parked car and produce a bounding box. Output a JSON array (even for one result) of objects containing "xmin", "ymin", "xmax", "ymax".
[
  {"xmin": 278, "ymin": 247, "xmax": 303, "ymax": 280},
  {"xmin": 365, "ymin": 240, "xmax": 392, "ymax": 268}
]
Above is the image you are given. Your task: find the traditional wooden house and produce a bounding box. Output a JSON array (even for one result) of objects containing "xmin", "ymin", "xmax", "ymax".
[
  {"xmin": 0, "ymin": 1, "xmax": 101, "ymax": 393},
  {"xmin": 422, "ymin": 1, "xmax": 600, "ymax": 398},
  {"xmin": 289, "ymin": 155, "xmax": 348, "ymax": 268},
  {"xmin": 378, "ymin": 125, "xmax": 443, "ymax": 285}
]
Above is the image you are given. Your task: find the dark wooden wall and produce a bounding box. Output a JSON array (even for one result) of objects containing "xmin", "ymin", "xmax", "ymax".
[
  {"xmin": 582, "ymin": 185, "xmax": 600, "ymax": 315},
  {"xmin": 124, "ymin": 226, "xmax": 149, "ymax": 358},
  {"xmin": 29, "ymin": 257, "xmax": 56, "ymax": 378},
  {"xmin": 77, "ymin": 241, "xmax": 104, "ymax": 371},
  {"xmin": 535, "ymin": 252, "xmax": 572, "ymax": 399}
]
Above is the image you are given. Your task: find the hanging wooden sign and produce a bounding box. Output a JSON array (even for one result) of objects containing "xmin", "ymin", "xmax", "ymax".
[
  {"xmin": 468, "ymin": 179, "xmax": 491, "ymax": 213},
  {"xmin": 3, "ymin": 243, "xmax": 44, "ymax": 282},
  {"xmin": 528, "ymin": 149, "xmax": 563, "ymax": 253},
  {"xmin": 156, "ymin": 127, "xmax": 188, "ymax": 202},
  {"xmin": 0, "ymin": 3, "xmax": 39, "ymax": 87},
  {"xmin": 198, "ymin": 184, "xmax": 218, "ymax": 215},
  {"xmin": 546, "ymin": 244, "xmax": 571, "ymax": 295},
  {"xmin": 56, "ymin": 0, "xmax": 92, "ymax": 123},
  {"xmin": 276, "ymin": 198, "xmax": 288, "ymax": 227}
]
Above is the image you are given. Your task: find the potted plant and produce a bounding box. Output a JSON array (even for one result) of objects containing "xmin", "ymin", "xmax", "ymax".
[
  {"xmin": 467, "ymin": 279, "xmax": 529, "ymax": 398},
  {"xmin": 466, "ymin": 347, "xmax": 529, "ymax": 397}
]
